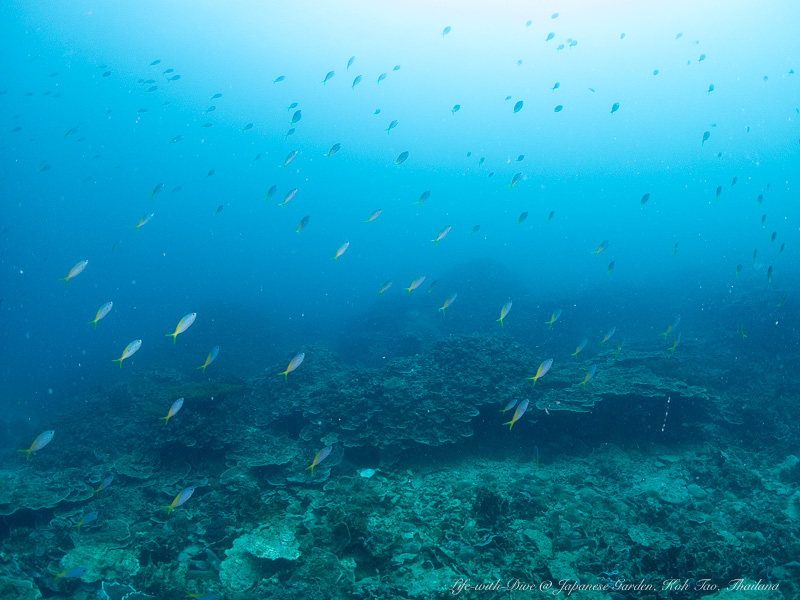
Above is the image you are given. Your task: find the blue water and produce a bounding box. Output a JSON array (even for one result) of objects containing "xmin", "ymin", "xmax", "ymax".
[{"xmin": 1, "ymin": 1, "xmax": 799, "ymax": 596}]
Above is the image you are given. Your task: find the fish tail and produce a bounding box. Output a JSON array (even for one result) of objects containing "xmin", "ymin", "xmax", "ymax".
[
  {"xmin": 496, "ymin": 318, "xmax": 504, "ymax": 327},
  {"xmin": 405, "ymin": 288, "xmax": 411, "ymax": 294},
  {"xmin": 112, "ymin": 358, "xmax": 123, "ymax": 368},
  {"xmin": 531, "ymin": 378, "xmax": 537, "ymax": 388},
  {"xmin": 18, "ymin": 449, "xmax": 31, "ymax": 460},
  {"xmin": 166, "ymin": 333, "xmax": 177, "ymax": 344},
  {"xmin": 159, "ymin": 416, "xmax": 170, "ymax": 425},
  {"xmin": 279, "ymin": 369, "xmax": 288, "ymax": 382},
  {"xmin": 88, "ymin": 320, "xmax": 97, "ymax": 329},
  {"xmin": 197, "ymin": 364, "xmax": 206, "ymax": 372},
  {"xmin": 439, "ymin": 307, "xmax": 445, "ymax": 315},
  {"xmin": 59, "ymin": 277, "xmax": 69, "ymax": 287},
  {"xmin": 163, "ymin": 505, "xmax": 173, "ymax": 515},
  {"xmin": 503, "ymin": 419, "xmax": 514, "ymax": 429}
]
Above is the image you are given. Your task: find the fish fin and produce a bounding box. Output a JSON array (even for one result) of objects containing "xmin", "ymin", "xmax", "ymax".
[
  {"xmin": 502, "ymin": 419, "xmax": 514, "ymax": 429},
  {"xmin": 112, "ymin": 358, "xmax": 122, "ymax": 368},
  {"xmin": 196, "ymin": 364, "xmax": 206, "ymax": 372},
  {"xmin": 166, "ymin": 333, "xmax": 177, "ymax": 344},
  {"xmin": 159, "ymin": 416, "xmax": 169, "ymax": 425},
  {"xmin": 59, "ymin": 277, "xmax": 69, "ymax": 287},
  {"xmin": 18, "ymin": 449, "xmax": 31, "ymax": 460},
  {"xmin": 88, "ymin": 320, "xmax": 97, "ymax": 329}
]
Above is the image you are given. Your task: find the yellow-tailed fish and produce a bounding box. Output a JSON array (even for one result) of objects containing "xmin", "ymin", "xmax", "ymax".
[
  {"xmin": 500, "ymin": 399, "xmax": 518, "ymax": 414},
  {"xmin": 55, "ymin": 567, "xmax": 87, "ymax": 580},
  {"xmin": 432, "ymin": 226, "xmax": 451, "ymax": 244},
  {"xmin": 767, "ymin": 265, "xmax": 773, "ymax": 284},
  {"xmin": 280, "ymin": 188, "xmax": 297, "ymax": 207},
  {"xmin": 279, "ymin": 150, "xmax": 298, "ymax": 168},
  {"xmin": 404, "ymin": 276, "xmax": 425, "ymax": 294},
  {"xmin": 600, "ymin": 326, "xmax": 616, "ymax": 346},
  {"xmin": 265, "ymin": 185, "xmax": 277, "ymax": 204},
  {"xmin": 166, "ymin": 313, "xmax": 196, "ymax": 344},
  {"xmin": 778, "ymin": 294, "xmax": 788, "ymax": 308},
  {"xmin": 497, "ymin": 300, "xmax": 512, "ymax": 327},
  {"xmin": 659, "ymin": 315, "xmax": 680, "ymax": 339},
  {"xmin": 279, "ymin": 352, "xmax": 305, "ymax": 381},
  {"xmin": 545, "ymin": 309, "xmax": 562, "ymax": 329},
  {"xmin": 364, "ymin": 209, "xmax": 382, "ymax": 225},
  {"xmin": 19, "ymin": 430, "xmax": 54, "ymax": 460},
  {"xmin": 163, "ymin": 486, "xmax": 195, "ymax": 515},
  {"xmin": 93, "ymin": 474, "xmax": 113, "ymax": 495},
  {"xmin": 377, "ymin": 280, "xmax": 392, "ymax": 295},
  {"xmin": 160, "ymin": 397, "xmax": 184, "ymax": 425},
  {"xmin": 297, "ymin": 215, "xmax": 310, "ymax": 233},
  {"xmin": 735, "ymin": 264, "xmax": 742, "ymax": 278},
  {"xmin": 197, "ymin": 346, "xmax": 219, "ymax": 373},
  {"xmin": 72, "ymin": 510, "xmax": 97, "ymax": 533},
  {"xmin": 306, "ymin": 445, "xmax": 332, "ymax": 476},
  {"xmin": 417, "ymin": 191, "xmax": 430, "ymax": 205},
  {"xmin": 331, "ymin": 242, "xmax": 349, "ymax": 261},
  {"xmin": 503, "ymin": 399, "xmax": 529, "ymax": 429},
  {"xmin": 591, "ymin": 240, "xmax": 609, "ymax": 256},
  {"xmin": 394, "ymin": 151, "xmax": 409, "ymax": 166},
  {"xmin": 427, "ymin": 280, "xmax": 438, "ymax": 293},
  {"xmin": 527, "ymin": 358, "xmax": 553, "ymax": 387},
  {"xmin": 59, "ymin": 260, "xmax": 88, "ymax": 286},
  {"xmin": 571, "ymin": 338, "xmax": 588, "ymax": 357},
  {"xmin": 613, "ymin": 339, "xmax": 625, "ymax": 361},
  {"xmin": 438, "ymin": 293, "xmax": 457, "ymax": 315},
  {"xmin": 131, "ymin": 212, "xmax": 154, "ymax": 232},
  {"xmin": 112, "ymin": 339, "xmax": 141, "ymax": 368},
  {"xmin": 88, "ymin": 301, "xmax": 113, "ymax": 329},
  {"xmin": 670, "ymin": 332, "xmax": 681, "ymax": 355},
  {"xmin": 580, "ymin": 364, "xmax": 597, "ymax": 387},
  {"xmin": 739, "ymin": 324, "xmax": 747, "ymax": 339},
  {"xmin": 325, "ymin": 143, "xmax": 341, "ymax": 157},
  {"xmin": 507, "ymin": 172, "xmax": 523, "ymax": 190}
]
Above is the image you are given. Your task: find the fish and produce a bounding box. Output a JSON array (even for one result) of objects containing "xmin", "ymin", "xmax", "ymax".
[
  {"xmin": 377, "ymin": 73, "xmax": 387, "ymax": 84},
  {"xmin": 206, "ymin": 170, "xmax": 215, "ymax": 178},
  {"xmin": 145, "ymin": 86, "xmax": 158, "ymax": 93},
  {"xmin": 285, "ymin": 127, "xmax": 295, "ymax": 138},
  {"xmin": 497, "ymin": 301, "xmax": 512, "ymax": 327},
  {"xmin": 442, "ymin": 26, "xmax": 451, "ymax": 37},
  {"xmin": 163, "ymin": 486, "xmax": 195, "ymax": 515},
  {"xmin": 470, "ymin": 225, "xmax": 480, "ymax": 234},
  {"xmin": 150, "ymin": 59, "xmax": 161, "ymax": 66},
  {"xmin": 417, "ymin": 191, "xmax": 430, "ymax": 205},
  {"xmin": 289, "ymin": 110, "xmax": 302, "ymax": 125},
  {"xmin": 374, "ymin": 109, "xmax": 381, "ymax": 115},
  {"xmin": 610, "ymin": 102, "xmax": 620, "ymax": 114},
  {"xmin": 670, "ymin": 332, "xmax": 681, "ymax": 355},
  {"xmin": 779, "ymin": 243, "xmax": 785, "ymax": 254},
  {"xmin": 641, "ymin": 193, "xmax": 650, "ymax": 206},
  {"xmin": 88, "ymin": 301, "xmax": 113, "ymax": 329},
  {"xmin": 102, "ymin": 71, "xmax": 112, "ymax": 77},
  {"xmin": 552, "ymin": 12, "xmax": 559, "ymax": 18},
  {"xmin": 527, "ymin": 359, "xmax": 553, "ymax": 387},
  {"xmin": 508, "ymin": 173, "xmax": 523, "ymax": 189},
  {"xmin": 675, "ymin": 32, "xmax": 683, "ymax": 39},
  {"xmin": 377, "ymin": 280, "xmax": 392, "ymax": 295},
  {"xmin": 297, "ymin": 215, "xmax": 310, "ymax": 233},
  {"xmin": 715, "ymin": 186, "xmax": 722, "ymax": 201},
  {"xmin": 393, "ymin": 65, "xmax": 401, "ymax": 71},
  {"xmin": 552, "ymin": 82, "xmax": 560, "ymax": 91},
  {"xmin": 321, "ymin": 70, "xmax": 335, "ymax": 85},
  {"xmin": 516, "ymin": 155, "xmax": 525, "ymax": 162},
  {"xmin": 533, "ymin": 446, "xmax": 540, "ymax": 474},
  {"xmin": 279, "ymin": 352, "xmax": 305, "ymax": 381},
  {"xmin": 673, "ymin": 243, "xmax": 679, "ymax": 256},
  {"xmin": 503, "ymin": 399, "xmax": 529, "ymax": 429},
  {"xmin": 325, "ymin": 143, "xmax": 341, "ymax": 157},
  {"xmin": 580, "ymin": 364, "xmax": 597, "ymax": 388},
  {"xmin": 166, "ymin": 313, "xmax": 197, "ymax": 344},
  {"xmin": 601, "ymin": 326, "xmax": 616, "ymax": 346},
  {"xmin": 197, "ymin": 346, "xmax": 219, "ymax": 373},
  {"xmin": 59, "ymin": 260, "xmax": 88, "ymax": 286},
  {"xmin": 281, "ymin": 189, "xmax": 298, "ymax": 207},
  {"xmin": 478, "ymin": 157, "xmax": 485, "ymax": 165},
  {"xmin": 545, "ymin": 309, "xmax": 562, "ymax": 329},
  {"xmin": 19, "ymin": 430, "xmax": 54, "ymax": 460},
  {"xmin": 167, "ymin": 74, "xmax": 181, "ymax": 82},
  {"xmin": 545, "ymin": 32, "xmax": 555, "ymax": 42},
  {"xmin": 613, "ymin": 339, "xmax": 625, "ymax": 361},
  {"xmin": 351, "ymin": 75, "xmax": 362, "ymax": 89},
  {"xmin": 204, "ymin": 105, "xmax": 216, "ymax": 114},
  {"xmin": 571, "ymin": 338, "xmax": 588, "ymax": 357},
  {"xmin": 265, "ymin": 185, "xmax": 278, "ymax": 204},
  {"xmin": 385, "ymin": 120, "xmax": 398, "ymax": 134},
  {"xmin": 149, "ymin": 183, "xmax": 164, "ymax": 198},
  {"xmin": 201, "ymin": 122, "xmax": 212, "ymax": 128},
  {"xmin": 620, "ymin": 33, "xmax": 626, "ymax": 39},
  {"xmin": 770, "ymin": 231, "xmax": 777, "ymax": 243},
  {"xmin": 556, "ymin": 44, "xmax": 565, "ymax": 51},
  {"xmin": 405, "ymin": 276, "xmax": 425, "ymax": 294},
  {"xmin": 394, "ymin": 151, "xmax": 409, "ymax": 166},
  {"xmin": 735, "ymin": 264, "xmax": 742, "ymax": 278},
  {"xmin": 287, "ymin": 102, "xmax": 298, "ymax": 111},
  {"xmin": 306, "ymin": 446, "xmax": 332, "ymax": 475},
  {"xmin": 547, "ymin": 211, "xmax": 555, "ymax": 221},
  {"xmin": 210, "ymin": 93, "xmax": 222, "ymax": 99},
  {"xmin": 273, "ymin": 76, "xmax": 285, "ymax": 83},
  {"xmin": 93, "ymin": 474, "xmax": 113, "ymax": 495},
  {"xmin": 56, "ymin": 567, "xmax": 88, "ymax": 580},
  {"xmin": 500, "ymin": 399, "xmax": 518, "ymax": 414},
  {"xmin": 767, "ymin": 265, "xmax": 773, "ymax": 283},
  {"xmin": 517, "ymin": 212, "xmax": 528, "ymax": 226},
  {"xmin": 607, "ymin": 261, "xmax": 615, "ymax": 275},
  {"xmin": 432, "ymin": 226, "xmax": 451, "ymax": 244},
  {"xmin": 347, "ymin": 56, "xmax": 355, "ymax": 70},
  {"xmin": 131, "ymin": 212, "xmax": 154, "ymax": 232},
  {"xmin": 241, "ymin": 122, "xmax": 254, "ymax": 132},
  {"xmin": 752, "ymin": 249, "xmax": 758, "ymax": 264},
  {"xmin": 653, "ymin": 69, "xmax": 659, "ymax": 75},
  {"xmin": 739, "ymin": 324, "xmax": 747, "ymax": 339},
  {"xmin": 659, "ymin": 315, "xmax": 681, "ymax": 339},
  {"xmin": 731, "ymin": 176, "xmax": 737, "ymax": 186},
  {"xmin": 331, "ymin": 242, "xmax": 349, "ymax": 261},
  {"xmin": 554, "ymin": 105, "xmax": 563, "ymax": 112},
  {"xmin": 513, "ymin": 100, "xmax": 524, "ymax": 113},
  {"xmin": 163, "ymin": 68, "xmax": 174, "ymax": 75},
  {"xmin": 280, "ymin": 150, "xmax": 298, "ymax": 168},
  {"xmin": 160, "ymin": 398, "xmax": 184, "ymax": 426},
  {"xmin": 439, "ymin": 293, "xmax": 457, "ymax": 315},
  {"xmin": 707, "ymin": 83, "xmax": 715, "ymax": 95},
  {"xmin": 451, "ymin": 104, "xmax": 461, "ymax": 114},
  {"xmin": 592, "ymin": 240, "xmax": 609, "ymax": 255},
  {"xmin": 699, "ymin": 54, "xmax": 706, "ymax": 62},
  {"xmin": 364, "ymin": 209, "xmax": 382, "ymax": 224},
  {"xmin": 73, "ymin": 510, "xmax": 98, "ymax": 533},
  {"xmin": 701, "ymin": 131, "xmax": 710, "ymax": 145},
  {"xmin": 427, "ymin": 280, "xmax": 438, "ymax": 293}
]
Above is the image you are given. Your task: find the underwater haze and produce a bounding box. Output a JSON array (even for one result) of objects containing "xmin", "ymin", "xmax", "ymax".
[{"xmin": 1, "ymin": 0, "xmax": 800, "ymax": 598}]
